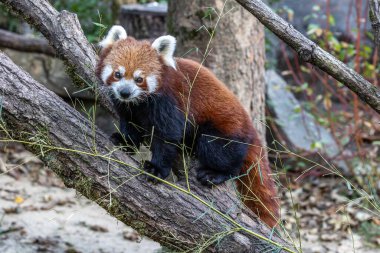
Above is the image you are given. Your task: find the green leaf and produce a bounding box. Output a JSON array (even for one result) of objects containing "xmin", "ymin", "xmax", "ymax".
[
  {"xmin": 328, "ymin": 15, "xmax": 336, "ymax": 26},
  {"xmin": 307, "ymin": 24, "xmax": 320, "ymax": 35},
  {"xmin": 311, "ymin": 141, "xmax": 323, "ymax": 150},
  {"xmin": 333, "ymin": 42, "xmax": 342, "ymax": 52},
  {"xmin": 293, "ymin": 106, "xmax": 302, "ymax": 113},
  {"xmin": 347, "ymin": 46, "xmax": 356, "ymax": 57},
  {"xmin": 93, "ymin": 22, "xmax": 107, "ymax": 28}
]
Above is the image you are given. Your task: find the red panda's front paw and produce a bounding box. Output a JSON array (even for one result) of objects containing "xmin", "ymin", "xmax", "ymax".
[
  {"xmin": 110, "ymin": 132, "xmax": 137, "ymax": 153},
  {"xmin": 110, "ymin": 132, "xmax": 125, "ymax": 146},
  {"xmin": 142, "ymin": 161, "xmax": 170, "ymax": 184}
]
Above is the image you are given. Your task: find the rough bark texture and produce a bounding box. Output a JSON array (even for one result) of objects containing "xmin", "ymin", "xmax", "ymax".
[
  {"xmin": 167, "ymin": 0, "xmax": 266, "ymax": 140},
  {"xmin": 370, "ymin": 0, "xmax": 380, "ymax": 56},
  {"xmin": 0, "ymin": 52, "xmax": 294, "ymax": 252},
  {"xmin": 1, "ymin": 0, "xmax": 116, "ymax": 118},
  {"xmin": 119, "ymin": 3, "xmax": 167, "ymax": 39},
  {"xmin": 0, "ymin": 29, "xmax": 55, "ymax": 56},
  {"xmin": 236, "ymin": 0, "xmax": 380, "ymax": 114}
]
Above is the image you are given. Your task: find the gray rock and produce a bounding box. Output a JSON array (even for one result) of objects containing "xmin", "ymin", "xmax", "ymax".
[{"xmin": 265, "ymin": 70, "xmax": 348, "ymax": 171}]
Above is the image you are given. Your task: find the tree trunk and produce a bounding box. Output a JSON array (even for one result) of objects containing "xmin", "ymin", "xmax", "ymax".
[
  {"xmin": 167, "ymin": 0, "xmax": 266, "ymax": 140},
  {"xmin": 0, "ymin": 52, "xmax": 294, "ymax": 253}
]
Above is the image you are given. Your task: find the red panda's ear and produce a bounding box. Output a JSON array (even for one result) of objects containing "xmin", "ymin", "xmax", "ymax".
[
  {"xmin": 99, "ymin": 25, "xmax": 127, "ymax": 49},
  {"xmin": 152, "ymin": 35, "xmax": 176, "ymax": 69}
]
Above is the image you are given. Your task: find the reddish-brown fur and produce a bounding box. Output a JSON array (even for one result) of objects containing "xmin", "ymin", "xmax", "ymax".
[
  {"xmin": 239, "ymin": 145, "xmax": 279, "ymax": 227},
  {"xmin": 97, "ymin": 37, "xmax": 279, "ymax": 227},
  {"xmin": 159, "ymin": 59, "xmax": 279, "ymax": 227}
]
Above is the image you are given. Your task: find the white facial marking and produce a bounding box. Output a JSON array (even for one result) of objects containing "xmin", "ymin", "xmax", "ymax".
[
  {"xmin": 146, "ymin": 75, "xmax": 158, "ymax": 92},
  {"xmin": 111, "ymin": 78, "xmax": 143, "ymax": 102},
  {"xmin": 152, "ymin": 35, "xmax": 177, "ymax": 69},
  {"xmin": 118, "ymin": 66, "xmax": 126, "ymax": 75},
  {"xmin": 133, "ymin": 69, "xmax": 143, "ymax": 79},
  {"xmin": 101, "ymin": 65, "xmax": 113, "ymax": 84},
  {"xmin": 99, "ymin": 25, "xmax": 127, "ymax": 48}
]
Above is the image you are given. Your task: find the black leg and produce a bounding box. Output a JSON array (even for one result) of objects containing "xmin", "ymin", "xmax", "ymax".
[
  {"xmin": 143, "ymin": 136, "xmax": 180, "ymax": 182},
  {"xmin": 195, "ymin": 131, "xmax": 248, "ymax": 186},
  {"xmin": 111, "ymin": 115, "xmax": 143, "ymax": 152}
]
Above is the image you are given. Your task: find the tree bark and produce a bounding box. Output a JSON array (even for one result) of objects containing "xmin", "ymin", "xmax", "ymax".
[
  {"xmin": 235, "ymin": 0, "xmax": 380, "ymax": 114},
  {"xmin": 370, "ymin": 0, "xmax": 380, "ymax": 57},
  {"xmin": 1, "ymin": 0, "xmax": 116, "ymax": 118},
  {"xmin": 167, "ymin": 0, "xmax": 266, "ymax": 140},
  {"xmin": 0, "ymin": 29, "xmax": 56, "ymax": 56},
  {"xmin": 0, "ymin": 52, "xmax": 294, "ymax": 253}
]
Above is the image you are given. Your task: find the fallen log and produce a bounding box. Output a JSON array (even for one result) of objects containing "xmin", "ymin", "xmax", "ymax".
[{"xmin": 0, "ymin": 29, "xmax": 56, "ymax": 56}]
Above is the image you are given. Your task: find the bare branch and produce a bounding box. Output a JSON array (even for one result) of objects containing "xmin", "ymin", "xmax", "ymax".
[
  {"xmin": 235, "ymin": 0, "xmax": 380, "ymax": 114},
  {"xmin": 0, "ymin": 29, "xmax": 55, "ymax": 56},
  {"xmin": 0, "ymin": 0, "xmax": 117, "ymax": 118},
  {"xmin": 0, "ymin": 52, "xmax": 294, "ymax": 253}
]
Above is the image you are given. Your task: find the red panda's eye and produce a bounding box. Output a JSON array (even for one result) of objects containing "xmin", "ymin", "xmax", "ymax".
[
  {"xmin": 114, "ymin": 71, "xmax": 122, "ymax": 79},
  {"xmin": 135, "ymin": 77, "xmax": 143, "ymax": 83}
]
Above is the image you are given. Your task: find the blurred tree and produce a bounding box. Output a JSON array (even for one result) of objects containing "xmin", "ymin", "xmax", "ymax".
[
  {"xmin": 113, "ymin": 0, "xmax": 137, "ymax": 12},
  {"xmin": 167, "ymin": 0, "xmax": 266, "ymax": 141},
  {"xmin": 0, "ymin": 3, "xmax": 21, "ymax": 32},
  {"xmin": 52, "ymin": 0, "xmax": 115, "ymax": 42},
  {"xmin": 116, "ymin": 0, "xmax": 137, "ymax": 3}
]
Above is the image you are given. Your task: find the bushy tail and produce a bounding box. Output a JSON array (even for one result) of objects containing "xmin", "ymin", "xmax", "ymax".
[{"xmin": 237, "ymin": 144, "xmax": 279, "ymax": 227}]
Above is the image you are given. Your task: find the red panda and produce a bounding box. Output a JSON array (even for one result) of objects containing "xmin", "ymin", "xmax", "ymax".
[{"xmin": 96, "ymin": 25, "xmax": 279, "ymax": 227}]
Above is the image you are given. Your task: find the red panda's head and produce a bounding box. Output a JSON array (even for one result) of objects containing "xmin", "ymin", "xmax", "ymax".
[{"xmin": 96, "ymin": 25, "xmax": 176, "ymax": 103}]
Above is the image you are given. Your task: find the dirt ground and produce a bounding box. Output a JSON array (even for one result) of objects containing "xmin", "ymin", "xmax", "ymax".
[
  {"xmin": 0, "ymin": 175, "xmax": 161, "ymax": 253},
  {"xmin": 280, "ymin": 176, "xmax": 380, "ymax": 253},
  {"xmin": 0, "ymin": 144, "xmax": 379, "ymax": 253},
  {"xmin": 0, "ymin": 145, "xmax": 160, "ymax": 253}
]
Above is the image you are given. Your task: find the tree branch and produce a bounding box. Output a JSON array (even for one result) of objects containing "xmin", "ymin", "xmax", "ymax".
[
  {"xmin": 0, "ymin": 52, "xmax": 295, "ymax": 252},
  {"xmin": 235, "ymin": 0, "xmax": 380, "ymax": 114},
  {"xmin": 370, "ymin": 0, "xmax": 380, "ymax": 57},
  {"xmin": 0, "ymin": 29, "xmax": 56, "ymax": 56},
  {"xmin": 0, "ymin": 0, "xmax": 117, "ymax": 118}
]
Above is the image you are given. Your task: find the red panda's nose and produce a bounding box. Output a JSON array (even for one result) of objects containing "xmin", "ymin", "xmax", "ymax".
[{"xmin": 120, "ymin": 88, "xmax": 131, "ymax": 99}]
